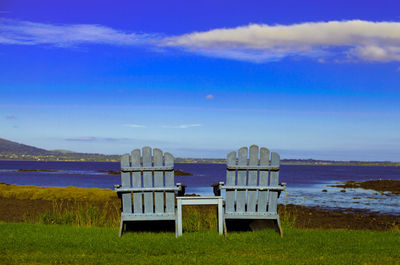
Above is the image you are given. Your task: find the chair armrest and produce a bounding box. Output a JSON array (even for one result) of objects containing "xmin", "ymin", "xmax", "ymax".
[
  {"xmin": 113, "ymin": 184, "xmax": 122, "ymax": 199},
  {"xmin": 113, "ymin": 184, "xmax": 186, "ymax": 195},
  {"xmin": 115, "ymin": 187, "xmax": 181, "ymax": 193},
  {"xmin": 177, "ymin": 183, "xmax": 186, "ymax": 196},
  {"xmin": 278, "ymin": 182, "xmax": 287, "ymax": 198},
  {"xmin": 220, "ymin": 185, "xmax": 285, "ymax": 191},
  {"xmin": 211, "ymin": 182, "xmax": 224, "ymax": 196}
]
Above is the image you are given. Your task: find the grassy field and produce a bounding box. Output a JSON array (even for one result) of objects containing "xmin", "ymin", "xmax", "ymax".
[
  {"xmin": 1, "ymin": 183, "xmax": 399, "ymax": 264},
  {"xmin": 1, "ymin": 184, "xmax": 399, "ymax": 264},
  {"xmin": 1, "ymin": 222, "xmax": 399, "ymax": 264}
]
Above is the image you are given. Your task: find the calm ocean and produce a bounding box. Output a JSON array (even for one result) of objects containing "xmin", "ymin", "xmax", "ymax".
[{"xmin": 0, "ymin": 160, "xmax": 399, "ymax": 215}]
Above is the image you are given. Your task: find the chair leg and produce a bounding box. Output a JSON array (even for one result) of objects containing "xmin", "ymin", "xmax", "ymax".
[
  {"xmin": 223, "ymin": 219, "xmax": 227, "ymax": 236},
  {"xmin": 119, "ymin": 220, "xmax": 124, "ymax": 237},
  {"xmin": 175, "ymin": 218, "xmax": 178, "ymax": 237},
  {"xmin": 275, "ymin": 217, "xmax": 283, "ymax": 237}
]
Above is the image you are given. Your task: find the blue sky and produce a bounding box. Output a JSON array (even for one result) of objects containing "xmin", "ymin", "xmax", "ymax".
[{"xmin": 1, "ymin": 0, "xmax": 400, "ymax": 160}]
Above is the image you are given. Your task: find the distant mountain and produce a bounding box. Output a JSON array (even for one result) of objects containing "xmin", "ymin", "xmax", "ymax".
[
  {"xmin": 0, "ymin": 138, "xmax": 398, "ymax": 165},
  {"xmin": 0, "ymin": 138, "xmax": 53, "ymax": 155},
  {"xmin": 0, "ymin": 138, "xmax": 120, "ymax": 162}
]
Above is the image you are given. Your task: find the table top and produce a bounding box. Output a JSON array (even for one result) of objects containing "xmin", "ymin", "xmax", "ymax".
[{"xmin": 176, "ymin": 196, "xmax": 223, "ymax": 200}]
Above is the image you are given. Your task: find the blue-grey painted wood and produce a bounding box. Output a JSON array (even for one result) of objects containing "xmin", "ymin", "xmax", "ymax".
[
  {"xmin": 225, "ymin": 151, "xmax": 236, "ymax": 213},
  {"xmin": 219, "ymin": 186, "xmax": 284, "ymax": 191},
  {"xmin": 164, "ymin": 152, "xmax": 174, "ymax": 213},
  {"xmin": 142, "ymin": 147, "xmax": 153, "ymax": 214},
  {"xmin": 268, "ymin": 152, "xmax": 280, "ymax": 213},
  {"xmin": 226, "ymin": 165, "xmax": 279, "ymax": 170},
  {"xmin": 115, "ymin": 147, "xmax": 184, "ymax": 237},
  {"xmin": 236, "ymin": 147, "xmax": 248, "ymax": 213},
  {"xmin": 224, "ymin": 212, "xmax": 279, "ymax": 219},
  {"xmin": 122, "ymin": 166, "xmax": 174, "ymax": 172},
  {"xmin": 121, "ymin": 154, "xmax": 132, "ymax": 214},
  {"xmin": 116, "ymin": 187, "xmax": 181, "ymax": 192},
  {"xmin": 258, "ymin": 147, "xmax": 269, "ymax": 213},
  {"xmin": 153, "ymin": 148, "xmax": 164, "ymax": 214},
  {"xmin": 247, "ymin": 145, "xmax": 258, "ymax": 213},
  {"xmin": 220, "ymin": 145, "xmax": 285, "ymax": 236},
  {"xmin": 177, "ymin": 196, "xmax": 224, "ymax": 236},
  {"xmin": 131, "ymin": 149, "xmax": 142, "ymax": 214},
  {"xmin": 121, "ymin": 213, "xmax": 176, "ymax": 221}
]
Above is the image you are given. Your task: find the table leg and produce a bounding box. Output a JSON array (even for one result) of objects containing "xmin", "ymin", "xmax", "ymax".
[
  {"xmin": 218, "ymin": 199, "xmax": 223, "ymax": 235},
  {"xmin": 177, "ymin": 199, "xmax": 182, "ymax": 237}
]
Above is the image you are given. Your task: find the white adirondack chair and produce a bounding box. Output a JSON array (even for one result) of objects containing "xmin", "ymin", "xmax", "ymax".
[
  {"xmin": 213, "ymin": 145, "xmax": 286, "ymax": 236},
  {"xmin": 114, "ymin": 147, "xmax": 185, "ymax": 236}
]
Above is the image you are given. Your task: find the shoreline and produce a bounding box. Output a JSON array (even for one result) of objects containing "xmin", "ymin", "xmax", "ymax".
[
  {"xmin": 1, "ymin": 158, "xmax": 399, "ymax": 167},
  {"xmin": 0, "ymin": 197, "xmax": 398, "ymax": 231},
  {"xmin": 0, "ymin": 183, "xmax": 398, "ymax": 231},
  {"xmin": 328, "ymin": 179, "xmax": 400, "ymax": 195}
]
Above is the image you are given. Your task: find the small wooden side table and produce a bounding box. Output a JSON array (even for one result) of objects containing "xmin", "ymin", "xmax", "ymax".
[{"xmin": 176, "ymin": 196, "xmax": 224, "ymax": 236}]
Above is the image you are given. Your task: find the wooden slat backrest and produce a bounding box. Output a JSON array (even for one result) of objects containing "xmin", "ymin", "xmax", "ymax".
[
  {"xmin": 120, "ymin": 147, "xmax": 175, "ymax": 215},
  {"xmin": 224, "ymin": 145, "xmax": 280, "ymax": 214}
]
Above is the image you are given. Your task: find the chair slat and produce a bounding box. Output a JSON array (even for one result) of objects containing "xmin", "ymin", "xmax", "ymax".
[
  {"xmin": 153, "ymin": 148, "xmax": 164, "ymax": 214},
  {"xmin": 131, "ymin": 149, "xmax": 142, "ymax": 214},
  {"xmin": 121, "ymin": 154, "xmax": 132, "ymax": 214},
  {"xmin": 268, "ymin": 152, "xmax": 280, "ymax": 213},
  {"xmin": 257, "ymin": 147, "xmax": 269, "ymax": 213},
  {"xmin": 142, "ymin": 147, "xmax": 153, "ymax": 214},
  {"xmin": 247, "ymin": 145, "xmax": 258, "ymax": 213},
  {"xmin": 225, "ymin": 151, "xmax": 236, "ymax": 213},
  {"xmin": 164, "ymin": 152, "xmax": 174, "ymax": 213},
  {"xmin": 236, "ymin": 147, "xmax": 248, "ymax": 213}
]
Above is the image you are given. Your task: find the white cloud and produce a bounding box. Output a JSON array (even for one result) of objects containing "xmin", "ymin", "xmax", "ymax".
[
  {"xmin": 162, "ymin": 20, "xmax": 400, "ymax": 62},
  {"xmin": 0, "ymin": 18, "xmax": 158, "ymax": 47},
  {"xmin": 162, "ymin": 124, "xmax": 202, "ymax": 129},
  {"xmin": 3, "ymin": 19, "xmax": 400, "ymax": 63},
  {"xmin": 124, "ymin": 124, "xmax": 146, "ymax": 128},
  {"xmin": 206, "ymin": 94, "xmax": 214, "ymax": 100}
]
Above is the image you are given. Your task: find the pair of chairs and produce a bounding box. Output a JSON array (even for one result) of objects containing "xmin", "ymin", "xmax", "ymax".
[{"xmin": 114, "ymin": 145, "xmax": 286, "ymax": 237}]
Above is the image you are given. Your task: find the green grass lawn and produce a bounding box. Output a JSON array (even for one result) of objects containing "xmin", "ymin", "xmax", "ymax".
[{"xmin": 1, "ymin": 222, "xmax": 399, "ymax": 264}]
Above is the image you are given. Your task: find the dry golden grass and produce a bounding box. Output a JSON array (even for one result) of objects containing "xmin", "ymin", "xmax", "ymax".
[{"xmin": 0, "ymin": 183, "xmax": 117, "ymax": 202}]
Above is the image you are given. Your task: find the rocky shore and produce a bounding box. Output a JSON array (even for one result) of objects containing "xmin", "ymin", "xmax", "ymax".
[{"xmin": 328, "ymin": 179, "xmax": 400, "ymax": 195}]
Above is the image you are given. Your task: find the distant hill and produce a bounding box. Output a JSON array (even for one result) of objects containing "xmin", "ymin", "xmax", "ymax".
[
  {"xmin": 0, "ymin": 138, "xmax": 120, "ymax": 162},
  {"xmin": 0, "ymin": 138, "xmax": 53, "ymax": 156},
  {"xmin": 0, "ymin": 138, "xmax": 398, "ymax": 165}
]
